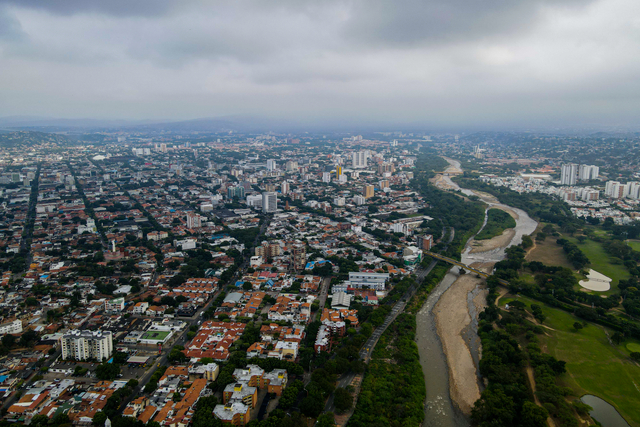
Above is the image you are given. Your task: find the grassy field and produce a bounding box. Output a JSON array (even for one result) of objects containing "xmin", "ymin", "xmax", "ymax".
[
  {"xmin": 475, "ymin": 208, "xmax": 516, "ymax": 240},
  {"xmin": 569, "ymin": 237, "xmax": 630, "ymax": 293},
  {"xmin": 500, "ymin": 295, "xmax": 640, "ymax": 427},
  {"xmin": 628, "ymin": 240, "xmax": 640, "ymax": 252},
  {"xmin": 627, "ymin": 343, "xmax": 640, "ymax": 353},
  {"xmin": 526, "ymin": 235, "xmax": 573, "ymax": 269}
]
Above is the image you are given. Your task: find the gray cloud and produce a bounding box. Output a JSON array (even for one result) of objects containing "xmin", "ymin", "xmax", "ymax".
[
  {"xmin": 0, "ymin": 0, "xmax": 177, "ymax": 17},
  {"xmin": 0, "ymin": 0, "xmax": 638, "ymax": 128},
  {"xmin": 342, "ymin": 0, "xmax": 594, "ymax": 47}
]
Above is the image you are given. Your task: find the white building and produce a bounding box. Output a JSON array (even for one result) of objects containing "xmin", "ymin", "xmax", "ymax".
[
  {"xmin": 561, "ymin": 164, "xmax": 578, "ymax": 186},
  {"xmin": 352, "ymin": 151, "xmax": 367, "ymax": 169},
  {"xmin": 322, "ymin": 172, "xmax": 331, "ymax": 183},
  {"xmin": 348, "ymin": 272, "xmax": 390, "ymax": 290},
  {"xmin": 105, "ymin": 297, "xmax": 125, "ymax": 313},
  {"xmin": 78, "ymin": 218, "xmax": 97, "ymax": 234},
  {"xmin": 333, "ymin": 197, "xmax": 345, "ymax": 207},
  {"xmin": 246, "ymin": 194, "xmax": 263, "ymax": 208},
  {"xmin": 0, "ymin": 320, "xmax": 22, "ymax": 336},
  {"xmin": 60, "ymin": 330, "xmax": 113, "ymax": 361},
  {"xmin": 281, "ymin": 181, "xmax": 290, "ymax": 195},
  {"xmin": 262, "ymin": 192, "xmax": 278, "ymax": 213},
  {"xmin": 267, "ymin": 159, "xmax": 276, "ymax": 171},
  {"xmin": 132, "ymin": 302, "xmax": 149, "ymax": 315},
  {"xmin": 353, "ymin": 195, "xmax": 366, "ymax": 205},
  {"xmin": 578, "ymin": 164, "xmax": 599, "ymax": 181}
]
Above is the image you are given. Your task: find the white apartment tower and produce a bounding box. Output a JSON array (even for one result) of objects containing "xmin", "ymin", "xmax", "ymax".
[
  {"xmin": 352, "ymin": 151, "xmax": 367, "ymax": 169},
  {"xmin": 281, "ymin": 180, "xmax": 290, "ymax": 195},
  {"xmin": 61, "ymin": 330, "xmax": 113, "ymax": 361},
  {"xmin": 578, "ymin": 165, "xmax": 600, "ymax": 181},
  {"xmin": 262, "ymin": 192, "xmax": 278, "ymax": 213},
  {"xmin": 560, "ymin": 164, "xmax": 578, "ymax": 186},
  {"xmin": 267, "ymin": 160, "xmax": 276, "ymax": 171}
]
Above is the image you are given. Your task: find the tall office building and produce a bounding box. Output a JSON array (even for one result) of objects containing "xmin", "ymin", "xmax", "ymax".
[
  {"xmin": 364, "ymin": 185, "xmax": 375, "ymax": 199},
  {"xmin": 267, "ymin": 160, "xmax": 276, "ymax": 171},
  {"xmin": 186, "ymin": 212, "xmax": 202, "ymax": 229},
  {"xmin": 560, "ymin": 164, "xmax": 578, "ymax": 186},
  {"xmin": 281, "ymin": 180, "xmax": 290, "ymax": 195},
  {"xmin": 262, "ymin": 192, "xmax": 278, "ymax": 213},
  {"xmin": 61, "ymin": 330, "xmax": 113, "ymax": 361},
  {"xmin": 352, "ymin": 151, "xmax": 367, "ymax": 169}
]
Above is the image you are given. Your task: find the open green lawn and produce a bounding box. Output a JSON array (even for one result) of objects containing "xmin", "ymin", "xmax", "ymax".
[
  {"xmin": 627, "ymin": 343, "xmax": 640, "ymax": 353},
  {"xmin": 628, "ymin": 240, "xmax": 640, "ymax": 252},
  {"xmin": 500, "ymin": 295, "xmax": 640, "ymax": 427},
  {"xmin": 569, "ymin": 237, "xmax": 630, "ymax": 294}
]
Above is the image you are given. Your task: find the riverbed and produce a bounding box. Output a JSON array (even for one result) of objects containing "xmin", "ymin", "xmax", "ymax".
[{"xmin": 418, "ymin": 157, "xmax": 538, "ymax": 425}]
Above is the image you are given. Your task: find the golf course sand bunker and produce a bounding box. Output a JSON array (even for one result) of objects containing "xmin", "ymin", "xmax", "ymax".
[{"xmin": 579, "ymin": 269, "xmax": 612, "ymax": 292}]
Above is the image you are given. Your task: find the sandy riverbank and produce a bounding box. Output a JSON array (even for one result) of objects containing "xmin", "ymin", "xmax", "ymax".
[
  {"xmin": 469, "ymin": 228, "xmax": 515, "ymax": 253},
  {"xmin": 433, "ymin": 272, "xmax": 487, "ymax": 415}
]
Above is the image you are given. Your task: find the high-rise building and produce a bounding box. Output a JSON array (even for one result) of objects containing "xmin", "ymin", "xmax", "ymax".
[
  {"xmin": 336, "ymin": 166, "xmax": 343, "ymax": 178},
  {"xmin": 292, "ymin": 244, "xmax": 306, "ymax": 270},
  {"xmin": 628, "ymin": 182, "xmax": 640, "ymax": 200},
  {"xmin": 187, "ymin": 212, "xmax": 202, "ymax": 229},
  {"xmin": 267, "ymin": 160, "xmax": 276, "ymax": 171},
  {"xmin": 353, "ymin": 195, "xmax": 366, "ymax": 205},
  {"xmin": 578, "ymin": 165, "xmax": 599, "ymax": 181},
  {"xmin": 60, "ymin": 330, "xmax": 113, "ymax": 361},
  {"xmin": 352, "ymin": 151, "xmax": 367, "ymax": 169},
  {"xmin": 378, "ymin": 163, "xmax": 394, "ymax": 175},
  {"xmin": 364, "ymin": 185, "xmax": 375, "ymax": 199},
  {"xmin": 322, "ymin": 172, "xmax": 331, "ymax": 183},
  {"xmin": 160, "ymin": 143, "xmax": 168, "ymax": 153},
  {"xmin": 228, "ymin": 186, "xmax": 245, "ymax": 199},
  {"xmin": 560, "ymin": 164, "xmax": 578, "ymax": 186},
  {"xmin": 262, "ymin": 192, "xmax": 278, "ymax": 213},
  {"xmin": 285, "ymin": 161, "xmax": 298, "ymax": 172},
  {"xmin": 379, "ymin": 180, "xmax": 390, "ymax": 189},
  {"xmin": 281, "ymin": 181, "xmax": 290, "ymax": 195},
  {"xmin": 417, "ymin": 235, "xmax": 434, "ymax": 251}
]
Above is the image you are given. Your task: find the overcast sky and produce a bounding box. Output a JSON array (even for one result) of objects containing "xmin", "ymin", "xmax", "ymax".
[{"xmin": 1, "ymin": 0, "xmax": 639, "ymax": 128}]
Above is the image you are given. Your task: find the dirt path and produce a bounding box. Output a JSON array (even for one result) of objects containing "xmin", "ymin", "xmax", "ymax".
[{"xmin": 526, "ymin": 366, "xmax": 557, "ymax": 427}]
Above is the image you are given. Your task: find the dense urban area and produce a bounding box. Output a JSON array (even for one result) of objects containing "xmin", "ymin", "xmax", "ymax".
[{"xmin": 0, "ymin": 128, "xmax": 638, "ymax": 427}]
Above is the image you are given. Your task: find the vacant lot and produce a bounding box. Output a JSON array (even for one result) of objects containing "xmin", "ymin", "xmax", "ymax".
[{"xmin": 500, "ymin": 295, "xmax": 640, "ymax": 427}]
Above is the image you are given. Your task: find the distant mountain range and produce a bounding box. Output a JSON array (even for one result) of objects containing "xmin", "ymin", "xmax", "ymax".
[{"xmin": 0, "ymin": 115, "xmax": 315, "ymax": 133}]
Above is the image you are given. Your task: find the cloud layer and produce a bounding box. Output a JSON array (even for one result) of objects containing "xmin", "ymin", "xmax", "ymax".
[{"xmin": 0, "ymin": 0, "xmax": 638, "ymax": 128}]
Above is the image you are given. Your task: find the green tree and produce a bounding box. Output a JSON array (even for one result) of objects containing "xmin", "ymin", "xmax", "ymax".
[
  {"xmin": 334, "ymin": 387, "xmax": 353, "ymax": 413},
  {"xmin": 95, "ymin": 362, "xmax": 121, "ymax": 380},
  {"xmin": 92, "ymin": 411, "xmax": 107, "ymax": 427},
  {"xmin": 519, "ymin": 401, "xmax": 548, "ymax": 427}
]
